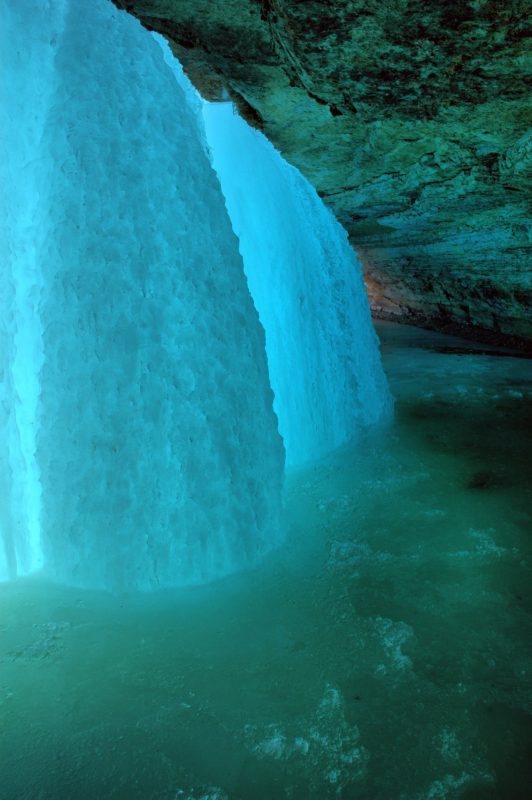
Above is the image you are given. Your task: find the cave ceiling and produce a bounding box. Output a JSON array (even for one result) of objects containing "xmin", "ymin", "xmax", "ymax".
[{"xmin": 114, "ymin": 0, "xmax": 532, "ymax": 348}]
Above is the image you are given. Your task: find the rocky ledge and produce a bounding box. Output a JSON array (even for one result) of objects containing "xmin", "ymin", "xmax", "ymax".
[{"xmin": 114, "ymin": 0, "xmax": 531, "ymax": 349}]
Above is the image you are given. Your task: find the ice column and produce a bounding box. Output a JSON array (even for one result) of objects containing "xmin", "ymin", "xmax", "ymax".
[
  {"xmin": 203, "ymin": 103, "xmax": 393, "ymax": 467},
  {"xmin": 1, "ymin": 0, "xmax": 284, "ymax": 589}
]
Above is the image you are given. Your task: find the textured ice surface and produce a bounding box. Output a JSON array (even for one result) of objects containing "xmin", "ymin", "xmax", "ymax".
[
  {"xmin": 202, "ymin": 102, "xmax": 393, "ymax": 466},
  {"xmin": 0, "ymin": 0, "xmax": 57, "ymax": 579},
  {"xmin": 0, "ymin": 0, "xmax": 284, "ymax": 589},
  {"xmin": 245, "ymin": 685, "xmax": 369, "ymax": 794}
]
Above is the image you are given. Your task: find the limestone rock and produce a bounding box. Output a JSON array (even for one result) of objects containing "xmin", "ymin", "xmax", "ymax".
[{"xmin": 113, "ymin": 0, "xmax": 531, "ymax": 347}]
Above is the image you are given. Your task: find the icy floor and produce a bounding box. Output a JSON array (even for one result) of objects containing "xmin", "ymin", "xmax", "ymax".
[{"xmin": 1, "ymin": 322, "xmax": 531, "ymax": 800}]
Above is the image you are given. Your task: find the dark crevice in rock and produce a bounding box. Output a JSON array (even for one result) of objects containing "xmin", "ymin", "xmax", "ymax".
[{"xmin": 226, "ymin": 88, "xmax": 264, "ymax": 131}]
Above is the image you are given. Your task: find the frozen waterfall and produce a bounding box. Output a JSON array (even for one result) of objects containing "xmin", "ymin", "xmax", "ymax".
[
  {"xmin": 0, "ymin": 0, "xmax": 284, "ymax": 590},
  {"xmin": 201, "ymin": 103, "xmax": 393, "ymax": 466},
  {"xmin": 1, "ymin": 0, "xmax": 391, "ymax": 591}
]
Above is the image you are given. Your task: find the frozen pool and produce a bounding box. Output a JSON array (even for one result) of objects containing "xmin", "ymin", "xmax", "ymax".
[{"xmin": 1, "ymin": 322, "xmax": 530, "ymax": 800}]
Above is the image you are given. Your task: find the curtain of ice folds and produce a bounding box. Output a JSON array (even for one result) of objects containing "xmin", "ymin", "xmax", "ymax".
[
  {"xmin": 0, "ymin": 0, "xmax": 284, "ymax": 589},
  {"xmin": 202, "ymin": 104, "xmax": 393, "ymax": 467}
]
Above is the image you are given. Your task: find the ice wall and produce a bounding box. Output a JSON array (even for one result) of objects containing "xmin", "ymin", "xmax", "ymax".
[
  {"xmin": 0, "ymin": 0, "xmax": 62, "ymax": 578},
  {"xmin": 0, "ymin": 0, "xmax": 284, "ymax": 589},
  {"xmin": 202, "ymin": 103, "xmax": 393, "ymax": 467}
]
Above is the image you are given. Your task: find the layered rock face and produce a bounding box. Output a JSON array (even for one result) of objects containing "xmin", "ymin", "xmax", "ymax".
[{"xmin": 114, "ymin": 0, "xmax": 531, "ymax": 348}]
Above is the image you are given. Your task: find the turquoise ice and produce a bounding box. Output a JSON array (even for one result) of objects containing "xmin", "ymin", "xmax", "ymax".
[
  {"xmin": 0, "ymin": 0, "xmax": 284, "ymax": 589},
  {"xmin": 202, "ymin": 101, "xmax": 393, "ymax": 467},
  {"xmin": 1, "ymin": 0, "xmax": 391, "ymax": 590}
]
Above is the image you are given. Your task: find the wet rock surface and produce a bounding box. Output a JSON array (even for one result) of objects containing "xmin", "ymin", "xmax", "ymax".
[{"xmin": 114, "ymin": 0, "xmax": 531, "ymax": 347}]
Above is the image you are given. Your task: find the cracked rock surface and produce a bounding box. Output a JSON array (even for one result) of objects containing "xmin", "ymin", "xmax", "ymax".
[{"xmin": 114, "ymin": 0, "xmax": 531, "ymax": 347}]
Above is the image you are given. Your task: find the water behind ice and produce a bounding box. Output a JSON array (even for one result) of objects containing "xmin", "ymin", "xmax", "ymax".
[{"xmin": 1, "ymin": 322, "xmax": 531, "ymax": 799}]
